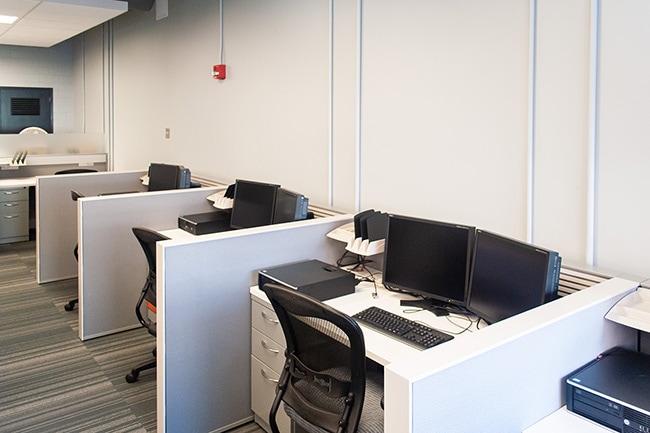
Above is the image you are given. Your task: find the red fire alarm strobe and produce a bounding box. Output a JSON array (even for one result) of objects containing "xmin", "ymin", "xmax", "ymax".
[{"xmin": 213, "ymin": 64, "xmax": 226, "ymax": 80}]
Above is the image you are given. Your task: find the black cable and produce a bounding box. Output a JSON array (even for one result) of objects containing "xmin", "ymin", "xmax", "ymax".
[
  {"xmin": 336, "ymin": 250, "xmax": 371, "ymax": 269},
  {"xmin": 336, "ymin": 250, "xmax": 380, "ymax": 298},
  {"xmin": 444, "ymin": 312, "xmax": 477, "ymax": 334},
  {"xmin": 382, "ymin": 282, "xmax": 413, "ymax": 296},
  {"xmin": 359, "ymin": 266, "xmax": 380, "ymax": 298}
]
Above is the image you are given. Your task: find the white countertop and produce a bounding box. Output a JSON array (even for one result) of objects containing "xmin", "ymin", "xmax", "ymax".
[{"xmin": 0, "ymin": 177, "xmax": 36, "ymax": 188}]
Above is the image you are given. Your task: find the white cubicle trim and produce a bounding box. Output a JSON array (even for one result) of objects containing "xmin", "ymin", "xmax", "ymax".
[
  {"xmin": 77, "ymin": 186, "xmax": 220, "ymax": 340},
  {"xmin": 157, "ymin": 214, "xmax": 352, "ymax": 433},
  {"xmin": 36, "ymin": 170, "xmax": 147, "ymax": 283},
  {"xmin": 383, "ymin": 276, "xmax": 639, "ymax": 433}
]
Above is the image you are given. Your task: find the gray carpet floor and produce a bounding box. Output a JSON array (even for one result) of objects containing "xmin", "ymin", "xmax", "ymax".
[{"xmin": 0, "ymin": 241, "xmax": 264, "ymax": 433}]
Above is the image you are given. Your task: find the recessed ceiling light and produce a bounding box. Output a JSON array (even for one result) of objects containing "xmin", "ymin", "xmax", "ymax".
[{"xmin": 0, "ymin": 15, "xmax": 18, "ymax": 24}]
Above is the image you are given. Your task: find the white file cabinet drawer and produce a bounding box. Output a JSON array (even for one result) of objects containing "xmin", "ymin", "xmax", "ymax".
[
  {"xmin": 251, "ymin": 293, "xmax": 291, "ymax": 433},
  {"xmin": 250, "ymin": 356, "xmax": 291, "ymax": 433},
  {"xmin": 251, "ymin": 297, "xmax": 286, "ymax": 345},
  {"xmin": 0, "ymin": 187, "xmax": 29, "ymax": 244},
  {"xmin": 0, "ymin": 187, "xmax": 28, "ymax": 203},
  {"xmin": 252, "ymin": 328, "xmax": 285, "ymax": 373}
]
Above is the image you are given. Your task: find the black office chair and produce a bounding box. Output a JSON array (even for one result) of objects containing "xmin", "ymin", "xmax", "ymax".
[
  {"xmin": 125, "ymin": 227, "xmax": 170, "ymax": 383},
  {"xmin": 262, "ymin": 283, "xmax": 384, "ymax": 433},
  {"xmin": 63, "ymin": 189, "xmax": 86, "ymax": 312},
  {"xmin": 54, "ymin": 168, "xmax": 98, "ymax": 175}
]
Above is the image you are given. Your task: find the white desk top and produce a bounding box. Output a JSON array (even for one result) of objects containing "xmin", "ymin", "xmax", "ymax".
[
  {"xmin": 251, "ymin": 275, "xmax": 628, "ymax": 432},
  {"xmin": 159, "ymin": 227, "xmax": 200, "ymax": 240},
  {"xmin": 251, "ymin": 281, "xmax": 478, "ymax": 366},
  {"xmin": 0, "ymin": 177, "xmax": 36, "ymax": 188},
  {"xmin": 523, "ymin": 407, "xmax": 614, "ymax": 432}
]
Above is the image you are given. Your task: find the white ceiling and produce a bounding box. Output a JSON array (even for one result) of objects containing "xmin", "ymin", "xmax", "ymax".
[{"xmin": 0, "ymin": 0, "xmax": 128, "ymax": 48}]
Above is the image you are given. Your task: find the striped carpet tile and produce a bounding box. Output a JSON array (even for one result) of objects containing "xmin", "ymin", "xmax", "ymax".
[
  {"xmin": 0, "ymin": 240, "xmax": 266, "ymax": 433},
  {"xmin": 0, "ymin": 251, "xmax": 146, "ymax": 432}
]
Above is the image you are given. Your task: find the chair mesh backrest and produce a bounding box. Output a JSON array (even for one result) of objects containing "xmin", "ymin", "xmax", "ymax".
[
  {"xmin": 263, "ymin": 283, "xmax": 367, "ymax": 433},
  {"xmin": 132, "ymin": 227, "xmax": 169, "ymax": 307}
]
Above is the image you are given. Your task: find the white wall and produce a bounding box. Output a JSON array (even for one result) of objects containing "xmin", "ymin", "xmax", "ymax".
[
  {"xmin": 533, "ymin": 0, "xmax": 592, "ymax": 263},
  {"xmin": 4, "ymin": 0, "xmax": 650, "ymax": 279},
  {"xmin": 95, "ymin": 0, "xmax": 650, "ymax": 279},
  {"xmin": 360, "ymin": 0, "xmax": 531, "ymax": 236},
  {"xmin": 110, "ymin": 0, "xmax": 335, "ymax": 208},
  {"xmin": 595, "ymin": 0, "xmax": 650, "ymax": 277}
]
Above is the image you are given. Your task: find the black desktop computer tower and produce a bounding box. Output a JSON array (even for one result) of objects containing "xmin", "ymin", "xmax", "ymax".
[
  {"xmin": 177, "ymin": 167, "xmax": 191, "ymax": 189},
  {"xmin": 566, "ymin": 348, "xmax": 650, "ymax": 432},
  {"xmin": 258, "ymin": 260, "xmax": 355, "ymax": 301},
  {"xmin": 178, "ymin": 210, "xmax": 232, "ymax": 235}
]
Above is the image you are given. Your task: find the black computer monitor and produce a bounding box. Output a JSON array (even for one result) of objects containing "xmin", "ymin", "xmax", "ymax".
[
  {"xmin": 230, "ymin": 179, "xmax": 280, "ymax": 229},
  {"xmin": 147, "ymin": 163, "xmax": 191, "ymax": 191},
  {"xmin": 382, "ymin": 214, "xmax": 476, "ymax": 312},
  {"xmin": 466, "ymin": 229, "xmax": 561, "ymax": 324},
  {"xmin": 272, "ymin": 188, "xmax": 309, "ymax": 224}
]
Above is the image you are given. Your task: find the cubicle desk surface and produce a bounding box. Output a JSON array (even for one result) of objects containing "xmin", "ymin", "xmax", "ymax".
[
  {"xmin": 251, "ymin": 280, "xmax": 474, "ymax": 433},
  {"xmin": 523, "ymin": 406, "xmax": 614, "ymax": 432},
  {"xmin": 158, "ymin": 228, "xmax": 200, "ymax": 240},
  {"xmin": 0, "ymin": 177, "xmax": 36, "ymax": 188},
  {"xmin": 250, "ymin": 281, "xmax": 473, "ymax": 366}
]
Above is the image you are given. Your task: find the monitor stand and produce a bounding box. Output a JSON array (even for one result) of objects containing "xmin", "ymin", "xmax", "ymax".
[{"xmin": 399, "ymin": 298, "xmax": 449, "ymax": 316}]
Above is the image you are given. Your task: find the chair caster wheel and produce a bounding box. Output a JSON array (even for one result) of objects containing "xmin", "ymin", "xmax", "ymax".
[{"xmin": 125, "ymin": 372, "xmax": 138, "ymax": 383}]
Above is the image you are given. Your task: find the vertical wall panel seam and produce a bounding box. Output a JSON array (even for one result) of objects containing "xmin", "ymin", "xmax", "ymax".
[
  {"xmin": 107, "ymin": 21, "xmax": 115, "ymax": 171},
  {"xmin": 102, "ymin": 24, "xmax": 107, "ymax": 162},
  {"xmin": 328, "ymin": 0, "xmax": 334, "ymax": 207},
  {"xmin": 528, "ymin": 0, "xmax": 537, "ymax": 243},
  {"xmin": 355, "ymin": 0, "xmax": 362, "ymax": 212},
  {"xmin": 586, "ymin": 0, "xmax": 600, "ymax": 265},
  {"xmin": 82, "ymin": 33, "xmax": 86, "ymax": 134},
  {"xmin": 219, "ymin": 0, "xmax": 224, "ymax": 64}
]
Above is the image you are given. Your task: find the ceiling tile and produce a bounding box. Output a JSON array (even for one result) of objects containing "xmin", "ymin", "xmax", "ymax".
[{"xmin": 0, "ymin": 0, "xmax": 128, "ymax": 48}]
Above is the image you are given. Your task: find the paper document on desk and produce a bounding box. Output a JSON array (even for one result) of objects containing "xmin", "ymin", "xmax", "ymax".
[
  {"xmin": 206, "ymin": 188, "xmax": 233, "ymax": 209},
  {"xmin": 326, "ymin": 222, "xmax": 355, "ymax": 243}
]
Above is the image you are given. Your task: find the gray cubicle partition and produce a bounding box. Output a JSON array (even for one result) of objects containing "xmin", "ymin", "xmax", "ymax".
[
  {"xmin": 154, "ymin": 211, "xmax": 640, "ymax": 433},
  {"xmin": 36, "ymin": 170, "xmax": 147, "ymax": 283},
  {"xmin": 77, "ymin": 186, "xmax": 220, "ymax": 340},
  {"xmin": 384, "ymin": 276, "xmax": 638, "ymax": 432},
  {"xmin": 157, "ymin": 214, "xmax": 352, "ymax": 433}
]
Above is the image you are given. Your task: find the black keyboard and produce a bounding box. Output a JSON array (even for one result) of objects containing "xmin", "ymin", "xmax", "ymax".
[{"xmin": 353, "ymin": 306, "xmax": 453, "ymax": 350}]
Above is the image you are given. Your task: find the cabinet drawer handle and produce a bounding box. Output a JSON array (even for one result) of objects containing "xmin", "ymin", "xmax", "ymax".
[
  {"xmin": 3, "ymin": 203, "xmax": 19, "ymax": 207},
  {"xmin": 261, "ymin": 340, "xmax": 280, "ymax": 354},
  {"xmin": 4, "ymin": 191, "xmax": 20, "ymax": 195},
  {"xmin": 260, "ymin": 368, "xmax": 278, "ymax": 383},
  {"xmin": 3, "ymin": 215, "xmax": 20, "ymax": 219},
  {"xmin": 261, "ymin": 311, "xmax": 279, "ymax": 324}
]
